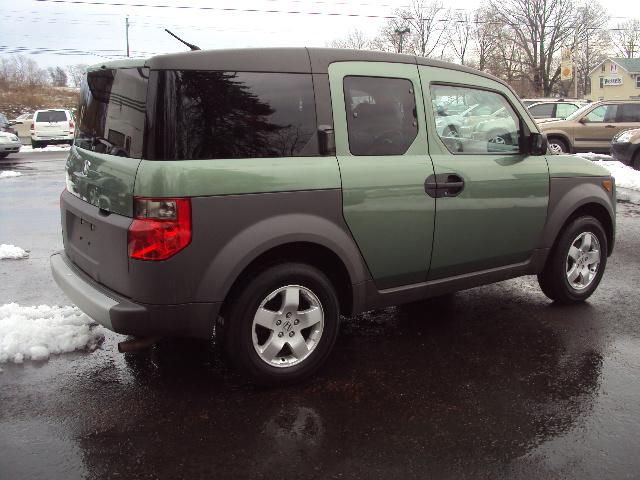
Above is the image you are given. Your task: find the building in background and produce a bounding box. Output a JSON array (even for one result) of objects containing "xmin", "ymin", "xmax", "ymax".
[{"xmin": 588, "ymin": 58, "xmax": 640, "ymax": 101}]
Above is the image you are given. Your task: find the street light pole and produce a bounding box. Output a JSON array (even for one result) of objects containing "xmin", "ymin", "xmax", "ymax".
[
  {"xmin": 395, "ymin": 27, "xmax": 410, "ymax": 54},
  {"xmin": 126, "ymin": 16, "xmax": 130, "ymax": 57}
]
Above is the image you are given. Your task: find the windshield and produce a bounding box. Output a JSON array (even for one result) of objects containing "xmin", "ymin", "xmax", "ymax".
[{"xmin": 565, "ymin": 103, "xmax": 594, "ymax": 121}]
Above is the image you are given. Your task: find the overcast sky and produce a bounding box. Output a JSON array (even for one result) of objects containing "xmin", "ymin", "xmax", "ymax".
[{"xmin": 1, "ymin": 0, "xmax": 639, "ymax": 69}]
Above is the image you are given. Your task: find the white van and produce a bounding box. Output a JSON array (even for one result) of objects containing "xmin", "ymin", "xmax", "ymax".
[{"xmin": 31, "ymin": 109, "xmax": 74, "ymax": 148}]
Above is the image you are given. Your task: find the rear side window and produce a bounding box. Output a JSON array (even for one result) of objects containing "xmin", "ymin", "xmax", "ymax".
[
  {"xmin": 75, "ymin": 67, "xmax": 148, "ymax": 158},
  {"xmin": 36, "ymin": 111, "xmax": 67, "ymax": 122},
  {"xmin": 528, "ymin": 103, "xmax": 554, "ymax": 118},
  {"xmin": 343, "ymin": 76, "xmax": 418, "ymax": 156},
  {"xmin": 620, "ymin": 104, "xmax": 640, "ymax": 122},
  {"xmin": 146, "ymin": 71, "xmax": 318, "ymax": 160},
  {"xmin": 556, "ymin": 103, "xmax": 579, "ymax": 118}
]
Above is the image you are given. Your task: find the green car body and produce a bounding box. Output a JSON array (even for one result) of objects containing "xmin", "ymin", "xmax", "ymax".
[{"xmin": 51, "ymin": 48, "xmax": 616, "ymax": 383}]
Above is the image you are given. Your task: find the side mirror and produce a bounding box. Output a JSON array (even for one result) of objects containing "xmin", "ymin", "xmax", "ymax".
[
  {"xmin": 529, "ymin": 132, "xmax": 548, "ymax": 156},
  {"xmin": 318, "ymin": 125, "xmax": 335, "ymax": 156},
  {"xmin": 578, "ymin": 117, "xmax": 587, "ymax": 124}
]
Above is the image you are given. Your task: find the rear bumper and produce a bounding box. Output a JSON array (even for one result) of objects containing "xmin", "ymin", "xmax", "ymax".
[
  {"xmin": 31, "ymin": 134, "xmax": 73, "ymax": 142},
  {"xmin": 51, "ymin": 251, "xmax": 219, "ymax": 339}
]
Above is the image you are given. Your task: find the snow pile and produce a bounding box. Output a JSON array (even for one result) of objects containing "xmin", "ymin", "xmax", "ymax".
[
  {"xmin": 595, "ymin": 161, "xmax": 640, "ymax": 192},
  {"xmin": 0, "ymin": 170, "xmax": 21, "ymax": 179},
  {"xmin": 0, "ymin": 303, "xmax": 104, "ymax": 363},
  {"xmin": 20, "ymin": 144, "xmax": 72, "ymax": 153},
  {"xmin": 575, "ymin": 152, "xmax": 613, "ymax": 162},
  {"xmin": 0, "ymin": 244, "xmax": 29, "ymax": 260}
]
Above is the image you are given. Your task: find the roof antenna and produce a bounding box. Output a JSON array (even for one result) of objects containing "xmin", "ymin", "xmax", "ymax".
[{"xmin": 164, "ymin": 29, "xmax": 201, "ymax": 51}]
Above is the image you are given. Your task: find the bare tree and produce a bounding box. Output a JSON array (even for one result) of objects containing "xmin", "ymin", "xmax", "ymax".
[
  {"xmin": 0, "ymin": 55, "xmax": 47, "ymax": 87},
  {"xmin": 489, "ymin": 0, "xmax": 582, "ymax": 96},
  {"xmin": 449, "ymin": 10, "xmax": 473, "ymax": 65},
  {"xmin": 612, "ymin": 19, "xmax": 640, "ymax": 58},
  {"xmin": 468, "ymin": 6, "xmax": 499, "ymax": 72},
  {"xmin": 47, "ymin": 66, "xmax": 68, "ymax": 87},
  {"xmin": 67, "ymin": 64, "xmax": 88, "ymax": 88},
  {"xmin": 569, "ymin": 2, "xmax": 610, "ymax": 97},
  {"xmin": 329, "ymin": 29, "xmax": 371, "ymax": 50},
  {"xmin": 371, "ymin": 1, "xmax": 450, "ymax": 58}
]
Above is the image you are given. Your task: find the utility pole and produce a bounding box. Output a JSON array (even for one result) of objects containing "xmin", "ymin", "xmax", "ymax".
[
  {"xmin": 395, "ymin": 27, "xmax": 410, "ymax": 54},
  {"xmin": 126, "ymin": 16, "xmax": 130, "ymax": 57}
]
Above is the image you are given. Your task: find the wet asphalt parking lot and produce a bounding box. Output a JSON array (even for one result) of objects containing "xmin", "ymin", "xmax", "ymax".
[{"xmin": 1, "ymin": 151, "xmax": 640, "ymax": 479}]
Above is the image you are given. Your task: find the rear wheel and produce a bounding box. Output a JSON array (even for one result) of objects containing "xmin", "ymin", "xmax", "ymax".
[
  {"xmin": 538, "ymin": 216, "xmax": 607, "ymax": 304},
  {"xmin": 548, "ymin": 137, "xmax": 568, "ymax": 154},
  {"xmin": 223, "ymin": 263, "xmax": 340, "ymax": 385}
]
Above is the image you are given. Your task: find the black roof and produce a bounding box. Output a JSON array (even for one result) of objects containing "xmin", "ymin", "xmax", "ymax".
[{"xmin": 145, "ymin": 47, "xmax": 501, "ymax": 82}]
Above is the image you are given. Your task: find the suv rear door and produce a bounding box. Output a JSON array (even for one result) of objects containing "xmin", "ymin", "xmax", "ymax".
[
  {"xmin": 34, "ymin": 110, "xmax": 69, "ymax": 138},
  {"xmin": 419, "ymin": 66, "xmax": 549, "ymax": 279},
  {"xmin": 328, "ymin": 61, "xmax": 436, "ymax": 289},
  {"xmin": 618, "ymin": 103, "xmax": 640, "ymax": 132}
]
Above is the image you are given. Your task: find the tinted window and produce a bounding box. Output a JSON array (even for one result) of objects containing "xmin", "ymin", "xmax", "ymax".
[
  {"xmin": 146, "ymin": 71, "xmax": 317, "ymax": 160},
  {"xmin": 343, "ymin": 76, "xmax": 418, "ymax": 156},
  {"xmin": 584, "ymin": 105, "xmax": 618, "ymax": 123},
  {"xmin": 431, "ymin": 84, "xmax": 521, "ymax": 154},
  {"xmin": 556, "ymin": 103, "xmax": 578, "ymax": 118},
  {"xmin": 36, "ymin": 111, "xmax": 67, "ymax": 122},
  {"xmin": 75, "ymin": 68, "xmax": 148, "ymax": 158},
  {"xmin": 529, "ymin": 103, "xmax": 554, "ymax": 118},
  {"xmin": 620, "ymin": 104, "xmax": 640, "ymax": 122}
]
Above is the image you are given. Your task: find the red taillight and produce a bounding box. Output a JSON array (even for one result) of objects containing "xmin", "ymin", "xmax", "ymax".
[
  {"xmin": 69, "ymin": 120, "xmax": 75, "ymax": 132},
  {"xmin": 127, "ymin": 197, "xmax": 191, "ymax": 261}
]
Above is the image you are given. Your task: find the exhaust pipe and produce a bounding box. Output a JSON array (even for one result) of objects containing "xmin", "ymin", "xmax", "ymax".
[{"xmin": 117, "ymin": 336, "xmax": 161, "ymax": 353}]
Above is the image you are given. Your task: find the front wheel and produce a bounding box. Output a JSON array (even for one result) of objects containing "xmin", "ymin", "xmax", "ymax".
[
  {"xmin": 538, "ymin": 216, "xmax": 608, "ymax": 304},
  {"xmin": 548, "ymin": 137, "xmax": 568, "ymax": 154},
  {"xmin": 222, "ymin": 263, "xmax": 340, "ymax": 385}
]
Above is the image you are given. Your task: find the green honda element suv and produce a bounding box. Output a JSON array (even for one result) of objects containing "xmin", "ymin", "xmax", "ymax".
[{"xmin": 51, "ymin": 48, "xmax": 616, "ymax": 385}]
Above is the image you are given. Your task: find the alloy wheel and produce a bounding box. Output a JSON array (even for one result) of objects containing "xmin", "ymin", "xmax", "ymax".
[
  {"xmin": 566, "ymin": 232, "xmax": 601, "ymax": 290},
  {"xmin": 252, "ymin": 285, "xmax": 324, "ymax": 368}
]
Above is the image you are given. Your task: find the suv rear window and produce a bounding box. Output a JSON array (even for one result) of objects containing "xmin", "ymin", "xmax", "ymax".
[
  {"xmin": 36, "ymin": 111, "xmax": 67, "ymax": 122},
  {"xmin": 145, "ymin": 71, "xmax": 318, "ymax": 160},
  {"xmin": 75, "ymin": 67, "xmax": 148, "ymax": 158}
]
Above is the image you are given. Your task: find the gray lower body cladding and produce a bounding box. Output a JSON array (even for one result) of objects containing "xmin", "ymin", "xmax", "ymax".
[{"xmin": 57, "ymin": 188, "xmax": 369, "ymax": 338}]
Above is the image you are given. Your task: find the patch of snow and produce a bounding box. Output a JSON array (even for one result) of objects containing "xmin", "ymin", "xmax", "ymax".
[
  {"xmin": 594, "ymin": 161, "xmax": 640, "ymax": 192},
  {"xmin": 575, "ymin": 152, "xmax": 613, "ymax": 162},
  {"xmin": 20, "ymin": 144, "xmax": 72, "ymax": 153},
  {"xmin": 0, "ymin": 170, "xmax": 21, "ymax": 179},
  {"xmin": 0, "ymin": 303, "xmax": 104, "ymax": 363},
  {"xmin": 0, "ymin": 244, "xmax": 29, "ymax": 260}
]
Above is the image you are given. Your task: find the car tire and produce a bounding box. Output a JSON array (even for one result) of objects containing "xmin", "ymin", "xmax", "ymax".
[
  {"xmin": 31, "ymin": 141, "xmax": 38, "ymax": 149},
  {"xmin": 548, "ymin": 137, "xmax": 568, "ymax": 154},
  {"xmin": 538, "ymin": 215, "xmax": 608, "ymax": 304},
  {"xmin": 222, "ymin": 263, "xmax": 340, "ymax": 385},
  {"xmin": 0, "ymin": 153, "xmax": 8, "ymax": 159}
]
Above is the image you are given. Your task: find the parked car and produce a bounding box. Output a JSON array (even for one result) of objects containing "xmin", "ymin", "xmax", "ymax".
[
  {"xmin": 522, "ymin": 97, "xmax": 584, "ymax": 108},
  {"xmin": 10, "ymin": 112, "xmax": 33, "ymax": 139},
  {"xmin": 51, "ymin": 48, "xmax": 616, "ymax": 385},
  {"xmin": 611, "ymin": 128, "xmax": 640, "ymax": 170},
  {"xmin": 0, "ymin": 113, "xmax": 17, "ymax": 135},
  {"xmin": 528, "ymin": 101, "xmax": 585, "ymax": 122},
  {"xmin": 31, "ymin": 109, "xmax": 75, "ymax": 148},
  {"xmin": 0, "ymin": 131, "xmax": 21, "ymax": 158},
  {"xmin": 539, "ymin": 100, "xmax": 640, "ymax": 154}
]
